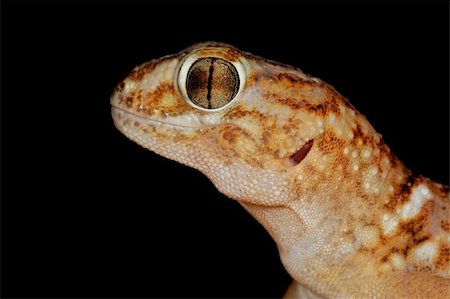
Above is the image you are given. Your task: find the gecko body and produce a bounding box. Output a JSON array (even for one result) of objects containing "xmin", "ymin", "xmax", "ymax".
[{"xmin": 111, "ymin": 42, "xmax": 449, "ymax": 298}]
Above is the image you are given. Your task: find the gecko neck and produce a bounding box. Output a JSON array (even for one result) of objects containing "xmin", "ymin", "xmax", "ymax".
[
  {"xmin": 241, "ymin": 141, "xmax": 408, "ymax": 248},
  {"xmin": 239, "ymin": 146, "xmax": 425, "ymax": 297}
]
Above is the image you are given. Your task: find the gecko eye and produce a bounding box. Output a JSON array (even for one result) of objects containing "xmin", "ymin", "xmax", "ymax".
[{"xmin": 186, "ymin": 57, "xmax": 240, "ymax": 109}]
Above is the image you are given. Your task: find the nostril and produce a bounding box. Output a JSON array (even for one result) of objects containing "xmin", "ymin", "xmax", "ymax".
[{"xmin": 289, "ymin": 139, "xmax": 314, "ymax": 166}]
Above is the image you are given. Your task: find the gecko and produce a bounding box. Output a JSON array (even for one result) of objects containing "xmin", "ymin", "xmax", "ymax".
[{"xmin": 110, "ymin": 42, "xmax": 449, "ymax": 298}]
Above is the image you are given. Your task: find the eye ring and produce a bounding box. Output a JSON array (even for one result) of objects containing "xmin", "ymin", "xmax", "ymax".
[{"xmin": 177, "ymin": 49, "xmax": 247, "ymax": 111}]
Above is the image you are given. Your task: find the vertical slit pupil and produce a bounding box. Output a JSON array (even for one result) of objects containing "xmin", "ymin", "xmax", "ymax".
[{"xmin": 206, "ymin": 59, "xmax": 215, "ymax": 109}]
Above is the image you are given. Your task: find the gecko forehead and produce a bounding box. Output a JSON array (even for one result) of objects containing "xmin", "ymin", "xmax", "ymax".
[{"xmin": 111, "ymin": 41, "xmax": 341, "ymax": 119}]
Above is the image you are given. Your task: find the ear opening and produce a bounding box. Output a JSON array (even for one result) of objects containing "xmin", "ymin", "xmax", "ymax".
[{"xmin": 288, "ymin": 139, "xmax": 314, "ymax": 166}]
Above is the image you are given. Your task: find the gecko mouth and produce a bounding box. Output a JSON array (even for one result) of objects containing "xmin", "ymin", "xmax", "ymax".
[
  {"xmin": 111, "ymin": 106, "xmax": 197, "ymax": 130},
  {"xmin": 288, "ymin": 139, "xmax": 314, "ymax": 166}
]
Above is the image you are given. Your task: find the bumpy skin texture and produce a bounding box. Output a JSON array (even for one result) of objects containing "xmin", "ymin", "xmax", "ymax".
[{"xmin": 111, "ymin": 42, "xmax": 449, "ymax": 298}]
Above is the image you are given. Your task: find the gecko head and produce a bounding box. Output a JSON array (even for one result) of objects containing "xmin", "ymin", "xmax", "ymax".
[{"xmin": 111, "ymin": 42, "xmax": 379, "ymax": 205}]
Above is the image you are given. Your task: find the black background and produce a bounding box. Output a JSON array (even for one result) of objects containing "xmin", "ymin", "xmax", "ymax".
[{"xmin": 2, "ymin": 1, "xmax": 448, "ymax": 298}]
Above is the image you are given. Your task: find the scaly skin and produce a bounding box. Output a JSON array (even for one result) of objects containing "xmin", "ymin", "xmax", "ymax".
[{"xmin": 111, "ymin": 42, "xmax": 449, "ymax": 298}]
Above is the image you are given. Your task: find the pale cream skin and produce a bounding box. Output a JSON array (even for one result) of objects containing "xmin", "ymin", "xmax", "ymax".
[{"xmin": 111, "ymin": 42, "xmax": 449, "ymax": 298}]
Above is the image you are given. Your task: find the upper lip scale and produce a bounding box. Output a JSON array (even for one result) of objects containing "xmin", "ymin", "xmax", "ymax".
[{"xmin": 111, "ymin": 105, "xmax": 197, "ymax": 129}]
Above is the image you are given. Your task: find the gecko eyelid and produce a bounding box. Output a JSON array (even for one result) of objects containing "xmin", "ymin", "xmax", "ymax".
[{"xmin": 289, "ymin": 139, "xmax": 314, "ymax": 166}]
